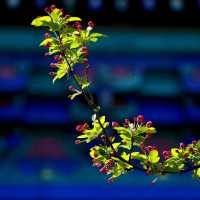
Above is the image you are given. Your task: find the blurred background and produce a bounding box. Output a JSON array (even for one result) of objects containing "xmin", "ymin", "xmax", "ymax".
[{"xmin": 0, "ymin": 0, "xmax": 200, "ymax": 199}]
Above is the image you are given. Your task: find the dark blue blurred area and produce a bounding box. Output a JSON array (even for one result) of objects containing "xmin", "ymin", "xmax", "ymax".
[{"xmin": 0, "ymin": 0, "xmax": 200, "ymax": 199}]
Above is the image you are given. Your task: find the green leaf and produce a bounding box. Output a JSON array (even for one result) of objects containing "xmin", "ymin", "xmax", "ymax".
[
  {"xmin": 31, "ymin": 16, "xmax": 51, "ymax": 27},
  {"xmin": 196, "ymin": 168, "xmax": 200, "ymax": 177},
  {"xmin": 40, "ymin": 38, "xmax": 55, "ymax": 46},
  {"xmin": 121, "ymin": 152, "xmax": 129, "ymax": 161},
  {"xmin": 70, "ymin": 41, "xmax": 82, "ymax": 49},
  {"xmin": 67, "ymin": 17, "xmax": 82, "ymax": 22},
  {"xmin": 147, "ymin": 127, "xmax": 156, "ymax": 134},
  {"xmin": 113, "ymin": 126, "xmax": 131, "ymax": 137},
  {"xmin": 171, "ymin": 148, "xmax": 179, "ymax": 158},
  {"xmin": 135, "ymin": 126, "xmax": 149, "ymax": 135},
  {"xmin": 113, "ymin": 143, "xmax": 121, "ymax": 150},
  {"xmin": 90, "ymin": 33, "xmax": 105, "ymax": 38},
  {"xmin": 51, "ymin": 8, "xmax": 62, "ymax": 22},
  {"xmin": 53, "ymin": 61, "xmax": 70, "ymax": 83},
  {"xmin": 81, "ymin": 79, "xmax": 90, "ymax": 90},
  {"xmin": 90, "ymin": 37, "xmax": 98, "ymax": 42},
  {"xmin": 148, "ymin": 150, "xmax": 160, "ymax": 164},
  {"xmin": 77, "ymin": 134, "xmax": 88, "ymax": 139},
  {"xmin": 78, "ymin": 116, "xmax": 109, "ymax": 143},
  {"xmin": 89, "ymin": 32, "xmax": 105, "ymax": 42},
  {"xmin": 131, "ymin": 152, "xmax": 147, "ymax": 161}
]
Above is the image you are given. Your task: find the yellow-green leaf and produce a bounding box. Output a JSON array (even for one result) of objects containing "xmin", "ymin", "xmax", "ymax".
[
  {"xmin": 148, "ymin": 150, "xmax": 160, "ymax": 164},
  {"xmin": 171, "ymin": 148, "xmax": 179, "ymax": 158},
  {"xmin": 147, "ymin": 127, "xmax": 156, "ymax": 134},
  {"xmin": 67, "ymin": 17, "xmax": 82, "ymax": 22},
  {"xmin": 197, "ymin": 168, "xmax": 200, "ymax": 177},
  {"xmin": 31, "ymin": 16, "xmax": 51, "ymax": 27},
  {"xmin": 51, "ymin": 8, "xmax": 62, "ymax": 22}
]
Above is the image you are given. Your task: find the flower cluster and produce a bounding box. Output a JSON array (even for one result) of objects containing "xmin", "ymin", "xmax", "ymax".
[{"xmin": 31, "ymin": 5, "xmax": 200, "ymax": 183}]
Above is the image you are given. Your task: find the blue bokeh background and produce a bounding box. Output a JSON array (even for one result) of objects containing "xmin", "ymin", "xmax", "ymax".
[{"xmin": 0, "ymin": 0, "xmax": 200, "ymax": 199}]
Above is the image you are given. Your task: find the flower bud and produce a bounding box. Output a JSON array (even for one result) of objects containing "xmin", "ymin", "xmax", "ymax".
[
  {"xmin": 50, "ymin": 63, "xmax": 57, "ymax": 68},
  {"xmin": 93, "ymin": 162, "xmax": 102, "ymax": 168},
  {"xmin": 54, "ymin": 55, "xmax": 61, "ymax": 61},
  {"xmin": 88, "ymin": 21, "xmax": 94, "ymax": 28},
  {"xmin": 183, "ymin": 153, "xmax": 189, "ymax": 158},
  {"xmin": 65, "ymin": 14, "xmax": 70, "ymax": 19},
  {"xmin": 107, "ymin": 160, "xmax": 114, "ymax": 168},
  {"xmin": 45, "ymin": 42, "xmax": 51, "ymax": 48},
  {"xmin": 179, "ymin": 142, "xmax": 185, "ymax": 148},
  {"xmin": 189, "ymin": 147, "xmax": 194, "ymax": 153},
  {"xmin": 50, "ymin": 4, "xmax": 56, "ymax": 12},
  {"xmin": 124, "ymin": 118, "xmax": 129, "ymax": 124},
  {"xmin": 146, "ymin": 121, "xmax": 152, "ymax": 128},
  {"xmin": 76, "ymin": 124, "xmax": 84, "ymax": 133},
  {"xmin": 162, "ymin": 150, "xmax": 170, "ymax": 159},
  {"xmin": 60, "ymin": 8, "xmax": 64, "ymax": 16},
  {"xmin": 112, "ymin": 121, "xmax": 119, "ymax": 127},
  {"xmin": 137, "ymin": 115, "xmax": 144, "ymax": 122},
  {"xmin": 145, "ymin": 145, "xmax": 153, "ymax": 152},
  {"xmin": 44, "ymin": 7, "xmax": 50, "ymax": 13},
  {"xmin": 192, "ymin": 140, "xmax": 197, "ymax": 145},
  {"xmin": 44, "ymin": 33, "xmax": 50, "ymax": 38},
  {"xmin": 99, "ymin": 167, "xmax": 109, "ymax": 174},
  {"xmin": 82, "ymin": 58, "xmax": 88, "ymax": 65},
  {"xmin": 75, "ymin": 140, "xmax": 81, "ymax": 145},
  {"xmin": 107, "ymin": 177, "xmax": 113, "ymax": 184}
]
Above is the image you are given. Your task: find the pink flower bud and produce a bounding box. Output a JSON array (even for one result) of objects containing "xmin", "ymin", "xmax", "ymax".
[
  {"xmin": 82, "ymin": 58, "xmax": 88, "ymax": 65},
  {"xmin": 99, "ymin": 167, "xmax": 109, "ymax": 174},
  {"xmin": 68, "ymin": 85, "xmax": 76, "ymax": 91},
  {"xmin": 75, "ymin": 140, "xmax": 81, "ymax": 145},
  {"xmin": 192, "ymin": 140, "xmax": 197, "ymax": 145},
  {"xmin": 44, "ymin": 7, "xmax": 50, "ymax": 13},
  {"xmin": 76, "ymin": 125, "xmax": 84, "ymax": 133},
  {"xmin": 179, "ymin": 142, "xmax": 185, "ymax": 148},
  {"xmin": 137, "ymin": 115, "xmax": 144, "ymax": 122},
  {"xmin": 50, "ymin": 4, "xmax": 56, "ymax": 12},
  {"xmin": 65, "ymin": 14, "xmax": 71, "ymax": 19},
  {"xmin": 124, "ymin": 118, "xmax": 129, "ymax": 124},
  {"xmin": 88, "ymin": 21, "xmax": 94, "ymax": 28},
  {"xmin": 162, "ymin": 150, "xmax": 170, "ymax": 159},
  {"xmin": 74, "ymin": 22, "xmax": 82, "ymax": 30},
  {"xmin": 93, "ymin": 162, "xmax": 102, "ymax": 168},
  {"xmin": 44, "ymin": 52, "xmax": 51, "ymax": 57},
  {"xmin": 107, "ymin": 160, "xmax": 114, "ymax": 168},
  {"xmin": 112, "ymin": 121, "xmax": 119, "ymax": 127},
  {"xmin": 44, "ymin": 33, "xmax": 50, "ymax": 38},
  {"xmin": 45, "ymin": 42, "xmax": 51, "ymax": 48},
  {"xmin": 60, "ymin": 8, "xmax": 64, "ymax": 16},
  {"xmin": 50, "ymin": 63, "xmax": 57, "ymax": 68},
  {"xmin": 189, "ymin": 147, "xmax": 194, "ymax": 153},
  {"xmin": 146, "ymin": 121, "xmax": 152, "ymax": 127},
  {"xmin": 145, "ymin": 145, "xmax": 153, "ymax": 152},
  {"xmin": 107, "ymin": 177, "xmax": 113, "ymax": 184},
  {"xmin": 53, "ymin": 55, "xmax": 61, "ymax": 61}
]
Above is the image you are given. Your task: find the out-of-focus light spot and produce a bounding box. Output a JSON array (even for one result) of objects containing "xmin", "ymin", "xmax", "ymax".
[
  {"xmin": 6, "ymin": 0, "xmax": 21, "ymax": 9},
  {"xmin": 35, "ymin": 0, "xmax": 47, "ymax": 9},
  {"xmin": 114, "ymin": 0, "xmax": 129, "ymax": 13},
  {"xmin": 88, "ymin": 0, "xmax": 103, "ymax": 11},
  {"xmin": 63, "ymin": 0, "xmax": 77, "ymax": 12},
  {"xmin": 142, "ymin": 0, "xmax": 156, "ymax": 11},
  {"xmin": 169, "ymin": 0, "xmax": 184, "ymax": 12},
  {"xmin": 40, "ymin": 168, "xmax": 54, "ymax": 181}
]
